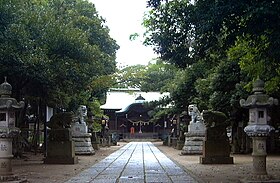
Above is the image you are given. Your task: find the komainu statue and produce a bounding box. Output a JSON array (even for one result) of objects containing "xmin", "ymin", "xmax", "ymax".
[
  {"xmin": 202, "ymin": 110, "xmax": 228, "ymax": 128},
  {"xmin": 188, "ymin": 104, "xmax": 203, "ymax": 123},
  {"xmin": 47, "ymin": 112, "xmax": 74, "ymax": 129},
  {"xmin": 200, "ymin": 110, "xmax": 233, "ymax": 164}
]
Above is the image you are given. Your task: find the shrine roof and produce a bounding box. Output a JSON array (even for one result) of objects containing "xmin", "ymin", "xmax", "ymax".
[{"xmin": 100, "ymin": 88, "xmax": 169, "ymax": 110}]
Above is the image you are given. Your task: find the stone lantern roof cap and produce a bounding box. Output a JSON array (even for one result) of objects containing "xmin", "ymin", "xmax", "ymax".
[
  {"xmin": 240, "ymin": 79, "xmax": 278, "ymax": 108},
  {"xmin": 252, "ymin": 78, "xmax": 265, "ymax": 94},
  {"xmin": 0, "ymin": 77, "xmax": 24, "ymax": 110},
  {"xmin": 0, "ymin": 77, "xmax": 12, "ymax": 97}
]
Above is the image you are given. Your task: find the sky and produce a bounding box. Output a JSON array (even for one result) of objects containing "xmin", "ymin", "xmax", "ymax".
[{"xmin": 90, "ymin": 0, "xmax": 158, "ymax": 68}]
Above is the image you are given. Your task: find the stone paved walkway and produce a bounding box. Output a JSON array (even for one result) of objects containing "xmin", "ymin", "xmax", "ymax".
[{"xmin": 65, "ymin": 142, "xmax": 198, "ymax": 183}]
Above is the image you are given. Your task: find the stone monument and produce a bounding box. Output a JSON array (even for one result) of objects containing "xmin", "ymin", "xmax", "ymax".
[
  {"xmin": 181, "ymin": 104, "xmax": 206, "ymax": 155},
  {"xmin": 44, "ymin": 112, "xmax": 78, "ymax": 164},
  {"xmin": 199, "ymin": 110, "xmax": 233, "ymax": 164},
  {"xmin": 240, "ymin": 78, "xmax": 278, "ymax": 181},
  {"xmin": 71, "ymin": 105, "xmax": 95, "ymax": 155},
  {"xmin": 0, "ymin": 77, "xmax": 25, "ymax": 181}
]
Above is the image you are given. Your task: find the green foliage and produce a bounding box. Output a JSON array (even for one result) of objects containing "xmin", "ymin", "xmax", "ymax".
[
  {"xmin": 87, "ymin": 99, "xmax": 103, "ymax": 132},
  {"xmin": 145, "ymin": 100, "xmax": 174, "ymax": 124},
  {"xmin": 114, "ymin": 64, "xmax": 147, "ymax": 89},
  {"xmin": 114, "ymin": 60, "xmax": 177, "ymax": 92},
  {"xmin": 141, "ymin": 60, "xmax": 177, "ymax": 92},
  {"xmin": 228, "ymin": 35, "xmax": 280, "ymax": 94},
  {"xmin": 169, "ymin": 60, "xmax": 208, "ymax": 111},
  {"xmin": 145, "ymin": 0, "xmax": 280, "ymax": 119},
  {"xmin": 0, "ymin": 0, "xmax": 119, "ymax": 110},
  {"xmin": 144, "ymin": 0, "xmax": 195, "ymax": 67},
  {"xmin": 129, "ymin": 33, "xmax": 140, "ymax": 41},
  {"xmin": 89, "ymin": 75, "xmax": 115, "ymax": 104},
  {"xmin": 208, "ymin": 61, "xmax": 242, "ymax": 113}
]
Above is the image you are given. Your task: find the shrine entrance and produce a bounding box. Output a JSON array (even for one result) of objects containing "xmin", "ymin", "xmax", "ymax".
[
  {"xmin": 101, "ymin": 90, "xmax": 171, "ymax": 140},
  {"xmin": 115, "ymin": 95, "xmax": 158, "ymax": 139}
]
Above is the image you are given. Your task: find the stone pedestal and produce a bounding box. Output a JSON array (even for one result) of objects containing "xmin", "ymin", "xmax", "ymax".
[
  {"xmin": 44, "ymin": 129, "xmax": 78, "ymax": 164},
  {"xmin": 252, "ymin": 137, "xmax": 267, "ymax": 174},
  {"xmin": 0, "ymin": 138, "xmax": 20, "ymax": 181},
  {"xmin": 242, "ymin": 126, "xmax": 274, "ymax": 182},
  {"xmin": 200, "ymin": 125, "xmax": 233, "ymax": 164},
  {"xmin": 200, "ymin": 140, "xmax": 233, "ymax": 164},
  {"xmin": 71, "ymin": 123, "xmax": 95, "ymax": 155},
  {"xmin": 181, "ymin": 122, "xmax": 205, "ymax": 155}
]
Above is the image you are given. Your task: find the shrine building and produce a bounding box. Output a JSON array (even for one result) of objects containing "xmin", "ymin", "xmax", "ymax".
[{"xmin": 100, "ymin": 88, "xmax": 170, "ymax": 139}]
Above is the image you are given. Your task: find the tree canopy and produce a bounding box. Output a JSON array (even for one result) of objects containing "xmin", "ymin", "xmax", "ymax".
[
  {"xmin": 144, "ymin": 0, "xmax": 280, "ymax": 119},
  {"xmin": 113, "ymin": 60, "xmax": 177, "ymax": 92},
  {"xmin": 0, "ymin": 0, "xmax": 119, "ymax": 110}
]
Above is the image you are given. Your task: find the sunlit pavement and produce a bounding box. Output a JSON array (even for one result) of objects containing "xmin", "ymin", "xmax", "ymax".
[{"xmin": 65, "ymin": 142, "xmax": 198, "ymax": 183}]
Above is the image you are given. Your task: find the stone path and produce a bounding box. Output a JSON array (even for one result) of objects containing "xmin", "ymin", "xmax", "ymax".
[{"xmin": 65, "ymin": 142, "xmax": 198, "ymax": 183}]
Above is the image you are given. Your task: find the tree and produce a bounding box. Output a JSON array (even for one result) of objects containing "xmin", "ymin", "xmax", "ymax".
[
  {"xmin": 228, "ymin": 35, "xmax": 280, "ymax": 95},
  {"xmin": 113, "ymin": 64, "xmax": 147, "ymax": 89},
  {"xmin": 144, "ymin": 0, "xmax": 280, "ymax": 113},
  {"xmin": 0, "ymin": 0, "xmax": 119, "ymax": 110},
  {"xmin": 141, "ymin": 60, "xmax": 177, "ymax": 92},
  {"xmin": 144, "ymin": 0, "xmax": 195, "ymax": 68},
  {"xmin": 145, "ymin": 0, "xmax": 280, "ymax": 70},
  {"xmin": 113, "ymin": 60, "xmax": 177, "ymax": 92}
]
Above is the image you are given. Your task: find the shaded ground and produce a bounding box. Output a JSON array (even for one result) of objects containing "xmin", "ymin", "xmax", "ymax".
[
  {"xmin": 12, "ymin": 144, "xmax": 126, "ymax": 183},
  {"xmin": 11, "ymin": 141, "xmax": 280, "ymax": 183},
  {"xmin": 154, "ymin": 142, "xmax": 280, "ymax": 183}
]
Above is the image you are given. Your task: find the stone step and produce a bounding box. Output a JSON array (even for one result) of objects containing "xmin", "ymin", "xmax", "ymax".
[{"xmin": 121, "ymin": 138, "xmax": 161, "ymax": 142}]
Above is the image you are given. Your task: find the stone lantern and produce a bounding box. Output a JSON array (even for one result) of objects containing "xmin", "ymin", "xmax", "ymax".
[
  {"xmin": 240, "ymin": 78, "xmax": 278, "ymax": 181},
  {"xmin": 0, "ymin": 77, "xmax": 24, "ymax": 181}
]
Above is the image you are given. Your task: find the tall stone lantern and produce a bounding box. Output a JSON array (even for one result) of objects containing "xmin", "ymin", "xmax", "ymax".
[
  {"xmin": 240, "ymin": 78, "xmax": 278, "ymax": 181},
  {"xmin": 0, "ymin": 77, "xmax": 24, "ymax": 181}
]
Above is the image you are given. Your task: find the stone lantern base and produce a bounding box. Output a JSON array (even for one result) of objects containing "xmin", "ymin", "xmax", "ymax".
[
  {"xmin": 240, "ymin": 136, "xmax": 275, "ymax": 183},
  {"xmin": 242, "ymin": 125, "xmax": 278, "ymax": 182},
  {"xmin": 0, "ymin": 138, "xmax": 27, "ymax": 182}
]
